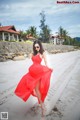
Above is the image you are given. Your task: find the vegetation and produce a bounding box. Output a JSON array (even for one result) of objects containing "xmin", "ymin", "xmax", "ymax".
[
  {"xmin": 19, "ymin": 13, "xmax": 80, "ymax": 46},
  {"xmin": 20, "ymin": 30, "xmax": 27, "ymax": 41},
  {"xmin": 26, "ymin": 26, "xmax": 38, "ymax": 38},
  {"xmin": 0, "ymin": 11, "xmax": 80, "ymax": 47},
  {"xmin": 58, "ymin": 26, "xmax": 80, "ymax": 47},
  {"xmin": 25, "ymin": 40, "xmax": 33, "ymax": 44},
  {"xmin": 39, "ymin": 11, "xmax": 51, "ymax": 43}
]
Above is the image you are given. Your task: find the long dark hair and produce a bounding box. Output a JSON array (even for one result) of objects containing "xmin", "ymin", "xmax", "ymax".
[{"xmin": 33, "ymin": 40, "xmax": 45, "ymax": 55}]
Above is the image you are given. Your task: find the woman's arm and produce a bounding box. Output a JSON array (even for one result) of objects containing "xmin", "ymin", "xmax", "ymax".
[
  {"xmin": 42, "ymin": 52, "xmax": 53, "ymax": 71},
  {"xmin": 29, "ymin": 53, "xmax": 33, "ymax": 59},
  {"xmin": 42, "ymin": 52, "xmax": 48, "ymax": 67}
]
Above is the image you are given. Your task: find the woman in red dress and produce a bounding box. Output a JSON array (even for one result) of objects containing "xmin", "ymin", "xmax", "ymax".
[{"xmin": 14, "ymin": 40, "xmax": 53, "ymax": 116}]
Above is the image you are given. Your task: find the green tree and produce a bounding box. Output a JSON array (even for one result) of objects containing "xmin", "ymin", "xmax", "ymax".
[
  {"xmin": 63, "ymin": 30, "xmax": 69, "ymax": 44},
  {"xmin": 20, "ymin": 30, "xmax": 27, "ymax": 41},
  {"xmin": 39, "ymin": 11, "xmax": 51, "ymax": 42},
  {"xmin": 43, "ymin": 25, "xmax": 51, "ymax": 42},
  {"xmin": 58, "ymin": 26, "xmax": 69, "ymax": 45},
  {"xmin": 58, "ymin": 26, "xmax": 80, "ymax": 47},
  {"xmin": 0, "ymin": 23, "xmax": 2, "ymax": 26},
  {"xmin": 26, "ymin": 26, "xmax": 38, "ymax": 38},
  {"xmin": 58, "ymin": 26, "xmax": 63, "ymax": 39}
]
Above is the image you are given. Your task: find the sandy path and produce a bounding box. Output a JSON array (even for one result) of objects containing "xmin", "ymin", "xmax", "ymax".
[
  {"xmin": 46, "ymin": 51, "xmax": 80, "ymax": 120},
  {"xmin": 0, "ymin": 50, "xmax": 80, "ymax": 120}
]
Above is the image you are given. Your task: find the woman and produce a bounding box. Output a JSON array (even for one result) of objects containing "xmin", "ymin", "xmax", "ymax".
[{"xmin": 14, "ymin": 40, "xmax": 53, "ymax": 116}]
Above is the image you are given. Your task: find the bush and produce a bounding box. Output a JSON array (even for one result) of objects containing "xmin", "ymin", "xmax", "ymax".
[{"xmin": 25, "ymin": 40, "xmax": 33, "ymax": 44}]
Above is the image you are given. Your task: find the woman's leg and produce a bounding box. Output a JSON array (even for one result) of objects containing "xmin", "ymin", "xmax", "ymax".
[
  {"xmin": 35, "ymin": 80, "xmax": 45, "ymax": 116},
  {"xmin": 35, "ymin": 80, "xmax": 42, "ymax": 104}
]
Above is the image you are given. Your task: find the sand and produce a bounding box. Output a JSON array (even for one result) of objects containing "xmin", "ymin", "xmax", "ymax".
[{"xmin": 0, "ymin": 50, "xmax": 80, "ymax": 120}]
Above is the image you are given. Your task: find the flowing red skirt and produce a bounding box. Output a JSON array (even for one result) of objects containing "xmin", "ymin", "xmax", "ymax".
[{"xmin": 14, "ymin": 55, "xmax": 53, "ymax": 103}]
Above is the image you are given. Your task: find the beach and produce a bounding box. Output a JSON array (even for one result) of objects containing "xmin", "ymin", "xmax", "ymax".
[{"xmin": 0, "ymin": 50, "xmax": 80, "ymax": 120}]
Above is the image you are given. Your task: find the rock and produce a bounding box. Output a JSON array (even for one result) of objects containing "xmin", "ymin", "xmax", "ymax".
[
  {"xmin": 0, "ymin": 41, "xmax": 76, "ymax": 62},
  {"xmin": 13, "ymin": 55, "xmax": 26, "ymax": 61},
  {"xmin": 50, "ymin": 50, "xmax": 62, "ymax": 54},
  {"xmin": 0, "ymin": 55, "xmax": 6, "ymax": 62},
  {"xmin": 52, "ymin": 106, "xmax": 59, "ymax": 112}
]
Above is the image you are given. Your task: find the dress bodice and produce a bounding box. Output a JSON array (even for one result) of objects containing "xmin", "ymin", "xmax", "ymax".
[{"xmin": 32, "ymin": 54, "xmax": 42, "ymax": 64}]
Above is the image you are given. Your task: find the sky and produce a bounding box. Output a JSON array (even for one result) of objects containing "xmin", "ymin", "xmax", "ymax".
[{"xmin": 0, "ymin": 0, "xmax": 80, "ymax": 37}]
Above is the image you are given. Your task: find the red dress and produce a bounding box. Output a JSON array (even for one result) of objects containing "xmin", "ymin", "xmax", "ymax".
[{"xmin": 14, "ymin": 54, "xmax": 53, "ymax": 103}]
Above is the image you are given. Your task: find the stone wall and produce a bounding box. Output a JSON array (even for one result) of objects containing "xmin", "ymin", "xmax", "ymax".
[{"xmin": 0, "ymin": 41, "xmax": 76, "ymax": 62}]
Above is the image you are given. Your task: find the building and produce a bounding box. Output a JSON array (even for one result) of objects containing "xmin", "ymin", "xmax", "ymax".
[
  {"xmin": 26, "ymin": 34, "xmax": 36, "ymax": 41},
  {"xmin": 50, "ymin": 33, "xmax": 64, "ymax": 45},
  {"xmin": 0, "ymin": 25, "xmax": 20, "ymax": 41}
]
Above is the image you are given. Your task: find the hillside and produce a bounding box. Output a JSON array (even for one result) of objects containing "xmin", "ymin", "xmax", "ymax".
[{"xmin": 74, "ymin": 37, "xmax": 80, "ymax": 41}]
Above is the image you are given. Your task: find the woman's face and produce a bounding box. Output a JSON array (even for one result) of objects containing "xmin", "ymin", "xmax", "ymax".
[{"xmin": 34, "ymin": 43, "xmax": 40, "ymax": 52}]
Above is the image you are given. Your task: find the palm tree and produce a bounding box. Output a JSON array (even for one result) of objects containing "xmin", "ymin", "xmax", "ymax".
[
  {"xmin": 58, "ymin": 26, "xmax": 63, "ymax": 39},
  {"xmin": 63, "ymin": 30, "xmax": 68, "ymax": 38},
  {"xmin": 26, "ymin": 26, "xmax": 37, "ymax": 38},
  {"xmin": 62, "ymin": 29, "xmax": 68, "ymax": 44},
  {"xmin": 58, "ymin": 26, "xmax": 69, "ymax": 45},
  {"xmin": 20, "ymin": 30, "xmax": 27, "ymax": 41}
]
